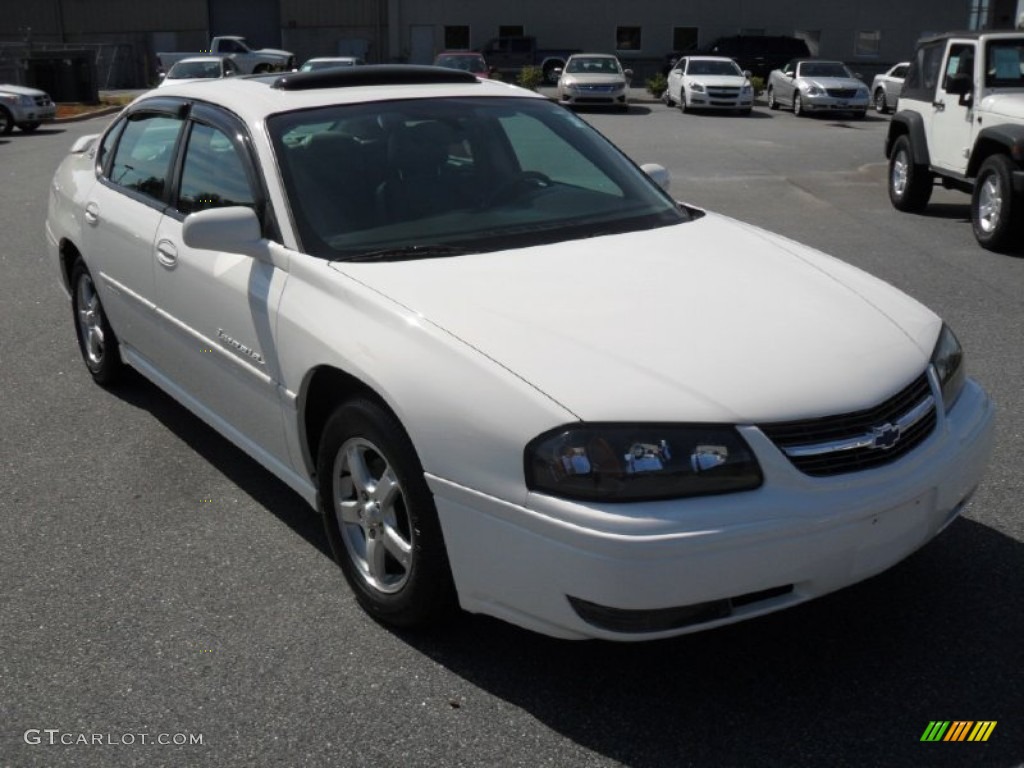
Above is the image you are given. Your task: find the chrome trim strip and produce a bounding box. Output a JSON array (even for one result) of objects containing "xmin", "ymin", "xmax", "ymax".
[{"xmin": 781, "ymin": 394, "xmax": 935, "ymax": 458}]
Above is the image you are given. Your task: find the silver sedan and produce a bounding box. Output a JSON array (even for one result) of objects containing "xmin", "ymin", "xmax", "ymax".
[
  {"xmin": 555, "ymin": 53, "xmax": 632, "ymax": 111},
  {"xmin": 871, "ymin": 62, "xmax": 909, "ymax": 114},
  {"xmin": 767, "ymin": 59, "xmax": 870, "ymax": 119}
]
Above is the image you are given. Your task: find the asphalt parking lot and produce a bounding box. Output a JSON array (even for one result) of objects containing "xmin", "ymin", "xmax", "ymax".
[{"xmin": 1, "ymin": 102, "xmax": 1022, "ymax": 768}]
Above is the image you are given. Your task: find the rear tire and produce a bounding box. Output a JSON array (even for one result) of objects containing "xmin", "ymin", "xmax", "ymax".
[
  {"xmin": 318, "ymin": 398, "xmax": 457, "ymax": 628},
  {"xmin": 972, "ymin": 154, "xmax": 1023, "ymax": 252},
  {"xmin": 888, "ymin": 135, "xmax": 933, "ymax": 213},
  {"xmin": 71, "ymin": 258, "xmax": 124, "ymax": 386}
]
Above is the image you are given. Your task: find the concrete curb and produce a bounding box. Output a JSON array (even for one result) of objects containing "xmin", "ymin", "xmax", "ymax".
[{"xmin": 53, "ymin": 105, "xmax": 123, "ymax": 124}]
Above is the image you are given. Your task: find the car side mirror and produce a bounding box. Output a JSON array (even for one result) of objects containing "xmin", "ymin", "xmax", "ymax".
[
  {"xmin": 743, "ymin": 70, "xmax": 752, "ymax": 79},
  {"xmin": 183, "ymin": 206, "xmax": 263, "ymax": 257},
  {"xmin": 157, "ymin": 72, "xmax": 165, "ymax": 81},
  {"xmin": 946, "ymin": 72, "xmax": 972, "ymax": 96},
  {"xmin": 624, "ymin": 68, "xmax": 634, "ymax": 80},
  {"xmin": 553, "ymin": 67, "xmax": 563, "ymax": 76},
  {"xmin": 640, "ymin": 163, "xmax": 670, "ymax": 192}
]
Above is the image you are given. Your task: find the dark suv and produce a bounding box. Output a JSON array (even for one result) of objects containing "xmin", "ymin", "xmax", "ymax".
[{"xmin": 704, "ymin": 36, "xmax": 810, "ymax": 80}]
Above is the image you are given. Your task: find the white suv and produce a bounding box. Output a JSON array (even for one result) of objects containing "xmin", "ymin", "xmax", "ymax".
[
  {"xmin": 886, "ymin": 32, "xmax": 1024, "ymax": 251},
  {"xmin": 46, "ymin": 66, "xmax": 993, "ymax": 640}
]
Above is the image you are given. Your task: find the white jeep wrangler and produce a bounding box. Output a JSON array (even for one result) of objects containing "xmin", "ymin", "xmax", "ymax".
[{"xmin": 886, "ymin": 32, "xmax": 1024, "ymax": 251}]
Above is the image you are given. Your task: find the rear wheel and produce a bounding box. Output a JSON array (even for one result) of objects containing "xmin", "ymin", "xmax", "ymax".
[
  {"xmin": 888, "ymin": 135, "xmax": 933, "ymax": 212},
  {"xmin": 972, "ymin": 154, "xmax": 1023, "ymax": 252},
  {"xmin": 71, "ymin": 258, "xmax": 123, "ymax": 385},
  {"xmin": 318, "ymin": 399, "xmax": 457, "ymax": 628}
]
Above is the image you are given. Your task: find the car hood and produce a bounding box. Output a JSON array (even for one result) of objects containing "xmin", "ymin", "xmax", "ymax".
[
  {"xmin": 563, "ymin": 73, "xmax": 626, "ymax": 85},
  {"xmin": 979, "ymin": 92, "xmax": 1024, "ymax": 120},
  {"xmin": 686, "ymin": 75, "xmax": 747, "ymax": 87},
  {"xmin": 254, "ymin": 48, "xmax": 292, "ymax": 58},
  {"xmin": 331, "ymin": 214, "xmax": 939, "ymax": 423},
  {"xmin": 0, "ymin": 84, "xmax": 47, "ymax": 97},
  {"xmin": 799, "ymin": 76, "xmax": 864, "ymax": 90}
]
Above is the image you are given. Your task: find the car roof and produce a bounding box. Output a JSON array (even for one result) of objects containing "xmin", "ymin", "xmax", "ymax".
[
  {"xmin": 916, "ymin": 30, "xmax": 1024, "ymax": 44},
  {"xmin": 436, "ymin": 51, "xmax": 483, "ymax": 56},
  {"xmin": 173, "ymin": 56, "xmax": 226, "ymax": 65},
  {"xmin": 305, "ymin": 57, "xmax": 360, "ymax": 62},
  {"xmin": 684, "ymin": 56, "xmax": 737, "ymax": 62},
  {"xmin": 147, "ymin": 65, "xmax": 543, "ymax": 121},
  {"xmin": 567, "ymin": 53, "xmax": 618, "ymax": 60}
]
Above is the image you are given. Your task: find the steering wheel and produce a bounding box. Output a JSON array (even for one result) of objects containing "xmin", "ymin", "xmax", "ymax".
[{"xmin": 481, "ymin": 171, "xmax": 553, "ymax": 208}]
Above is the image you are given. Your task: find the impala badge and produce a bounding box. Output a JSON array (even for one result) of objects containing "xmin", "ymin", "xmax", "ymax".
[{"xmin": 216, "ymin": 328, "xmax": 265, "ymax": 365}]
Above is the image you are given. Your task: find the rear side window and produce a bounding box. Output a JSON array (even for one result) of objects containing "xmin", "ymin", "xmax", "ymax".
[
  {"xmin": 901, "ymin": 41, "xmax": 945, "ymax": 101},
  {"xmin": 177, "ymin": 122, "xmax": 256, "ymax": 214},
  {"xmin": 108, "ymin": 114, "xmax": 184, "ymax": 202}
]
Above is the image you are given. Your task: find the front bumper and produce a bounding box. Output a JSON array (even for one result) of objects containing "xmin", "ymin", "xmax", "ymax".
[
  {"xmin": 686, "ymin": 91, "xmax": 754, "ymax": 110},
  {"xmin": 430, "ymin": 377, "xmax": 994, "ymax": 640},
  {"xmin": 560, "ymin": 87, "xmax": 627, "ymax": 107},
  {"xmin": 802, "ymin": 93, "xmax": 869, "ymax": 113}
]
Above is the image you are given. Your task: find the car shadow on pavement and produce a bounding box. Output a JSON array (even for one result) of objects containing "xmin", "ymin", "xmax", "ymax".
[
  {"xmin": 398, "ymin": 517, "xmax": 1022, "ymax": 768},
  {"xmin": 109, "ymin": 369, "xmax": 333, "ymax": 560},
  {"xmin": 917, "ymin": 202, "xmax": 971, "ymax": 222}
]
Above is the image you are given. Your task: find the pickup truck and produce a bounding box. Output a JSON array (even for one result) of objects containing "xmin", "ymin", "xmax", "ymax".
[
  {"xmin": 885, "ymin": 31, "xmax": 1024, "ymax": 252},
  {"xmin": 477, "ymin": 37, "xmax": 579, "ymax": 84},
  {"xmin": 157, "ymin": 36, "xmax": 295, "ymax": 75}
]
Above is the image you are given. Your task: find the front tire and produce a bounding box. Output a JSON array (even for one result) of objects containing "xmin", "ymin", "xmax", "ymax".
[
  {"xmin": 70, "ymin": 258, "xmax": 123, "ymax": 385},
  {"xmin": 793, "ymin": 93, "xmax": 804, "ymax": 116},
  {"xmin": 18, "ymin": 121, "xmax": 41, "ymax": 133},
  {"xmin": 874, "ymin": 89, "xmax": 888, "ymax": 114},
  {"xmin": 888, "ymin": 135, "xmax": 933, "ymax": 212},
  {"xmin": 318, "ymin": 398, "xmax": 457, "ymax": 628},
  {"xmin": 767, "ymin": 87, "xmax": 779, "ymax": 110},
  {"xmin": 972, "ymin": 154, "xmax": 1023, "ymax": 252},
  {"xmin": 0, "ymin": 106, "xmax": 12, "ymax": 136}
]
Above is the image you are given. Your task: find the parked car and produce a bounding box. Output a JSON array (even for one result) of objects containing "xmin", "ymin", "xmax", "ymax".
[
  {"xmin": 871, "ymin": 61, "xmax": 910, "ymax": 113},
  {"xmin": 767, "ymin": 59, "xmax": 870, "ymax": 118},
  {"xmin": 157, "ymin": 36, "xmax": 294, "ymax": 75},
  {"xmin": 887, "ymin": 31, "xmax": 1024, "ymax": 251},
  {"xmin": 433, "ymin": 51, "xmax": 490, "ymax": 78},
  {"xmin": 299, "ymin": 57, "xmax": 365, "ymax": 72},
  {"xmin": 477, "ymin": 36, "xmax": 579, "ymax": 84},
  {"xmin": 703, "ymin": 35, "xmax": 811, "ymax": 81},
  {"xmin": 0, "ymin": 84, "xmax": 55, "ymax": 134},
  {"xmin": 555, "ymin": 53, "xmax": 631, "ymax": 111},
  {"xmin": 46, "ymin": 66, "xmax": 993, "ymax": 641},
  {"xmin": 158, "ymin": 56, "xmax": 240, "ymax": 87},
  {"xmin": 664, "ymin": 56, "xmax": 754, "ymax": 114}
]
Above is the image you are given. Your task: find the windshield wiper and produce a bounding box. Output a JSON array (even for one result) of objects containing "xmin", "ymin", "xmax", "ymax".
[{"xmin": 338, "ymin": 244, "xmax": 476, "ymax": 263}]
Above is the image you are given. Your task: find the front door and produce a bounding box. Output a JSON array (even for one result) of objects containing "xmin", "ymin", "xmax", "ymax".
[{"xmin": 930, "ymin": 42, "xmax": 977, "ymax": 175}]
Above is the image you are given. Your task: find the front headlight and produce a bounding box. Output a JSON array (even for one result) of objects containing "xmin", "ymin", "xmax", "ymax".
[
  {"xmin": 525, "ymin": 424, "xmax": 763, "ymax": 502},
  {"xmin": 690, "ymin": 82, "xmax": 706, "ymax": 93},
  {"xmin": 931, "ymin": 324, "xmax": 966, "ymax": 412},
  {"xmin": 805, "ymin": 85, "xmax": 824, "ymax": 96},
  {"xmin": 741, "ymin": 84, "xmax": 753, "ymax": 94}
]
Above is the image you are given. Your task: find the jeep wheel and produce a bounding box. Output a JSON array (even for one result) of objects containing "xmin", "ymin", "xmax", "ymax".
[
  {"xmin": 874, "ymin": 89, "xmax": 888, "ymax": 114},
  {"xmin": 972, "ymin": 154, "xmax": 1022, "ymax": 252},
  {"xmin": 767, "ymin": 87, "xmax": 778, "ymax": 110},
  {"xmin": 888, "ymin": 135, "xmax": 932, "ymax": 212}
]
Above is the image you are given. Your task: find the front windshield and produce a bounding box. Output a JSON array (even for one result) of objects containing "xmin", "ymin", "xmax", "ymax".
[
  {"xmin": 268, "ymin": 97, "xmax": 686, "ymax": 260},
  {"xmin": 566, "ymin": 57, "xmax": 621, "ymax": 75},
  {"xmin": 169, "ymin": 61, "xmax": 221, "ymax": 79},
  {"xmin": 799, "ymin": 62, "xmax": 851, "ymax": 78},
  {"xmin": 986, "ymin": 40, "xmax": 1024, "ymax": 87},
  {"xmin": 687, "ymin": 59, "xmax": 743, "ymax": 76}
]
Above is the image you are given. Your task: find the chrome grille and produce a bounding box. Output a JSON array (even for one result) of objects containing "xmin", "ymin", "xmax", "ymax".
[
  {"xmin": 827, "ymin": 88, "xmax": 856, "ymax": 98},
  {"xmin": 759, "ymin": 373, "xmax": 936, "ymax": 477}
]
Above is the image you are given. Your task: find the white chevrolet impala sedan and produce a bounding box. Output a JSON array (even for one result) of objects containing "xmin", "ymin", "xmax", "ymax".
[{"xmin": 46, "ymin": 66, "xmax": 994, "ymax": 640}]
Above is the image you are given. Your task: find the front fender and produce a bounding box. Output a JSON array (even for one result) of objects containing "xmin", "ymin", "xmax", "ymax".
[{"xmin": 967, "ymin": 124, "xmax": 1024, "ymax": 177}]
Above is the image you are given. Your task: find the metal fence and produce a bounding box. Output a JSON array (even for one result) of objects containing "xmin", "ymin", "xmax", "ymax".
[{"xmin": 0, "ymin": 41, "xmax": 138, "ymax": 89}]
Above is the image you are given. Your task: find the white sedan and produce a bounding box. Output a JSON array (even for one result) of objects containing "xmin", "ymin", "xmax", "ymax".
[
  {"xmin": 46, "ymin": 66, "xmax": 994, "ymax": 641},
  {"xmin": 158, "ymin": 56, "xmax": 240, "ymax": 87},
  {"xmin": 556, "ymin": 53, "xmax": 631, "ymax": 111},
  {"xmin": 664, "ymin": 56, "xmax": 754, "ymax": 114},
  {"xmin": 871, "ymin": 61, "xmax": 910, "ymax": 114}
]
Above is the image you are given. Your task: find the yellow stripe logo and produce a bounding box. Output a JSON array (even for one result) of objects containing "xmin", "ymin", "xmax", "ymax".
[{"xmin": 921, "ymin": 721, "xmax": 997, "ymax": 742}]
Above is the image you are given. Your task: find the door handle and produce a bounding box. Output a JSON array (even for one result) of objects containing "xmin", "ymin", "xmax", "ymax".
[
  {"xmin": 84, "ymin": 202, "xmax": 99, "ymax": 225},
  {"xmin": 932, "ymin": 100, "xmax": 945, "ymax": 111},
  {"xmin": 156, "ymin": 240, "xmax": 178, "ymax": 268}
]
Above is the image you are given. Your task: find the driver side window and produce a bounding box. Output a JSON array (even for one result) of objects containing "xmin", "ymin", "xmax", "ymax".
[{"xmin": 177, "ymin": 122, "xmax": 256, "ymax": 214}]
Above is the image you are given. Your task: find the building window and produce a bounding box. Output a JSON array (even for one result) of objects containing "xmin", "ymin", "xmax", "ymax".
[
  {"xmin": 672, "ymin": 27, "xmax": 698, "ymax": 52},
  {"xmin": 855, "ymin": 30, "xmax": 881, "ymax": 57},
  {"xmin": 499, "ymin": 25, "xmax": 524, "ymax": 38},
  {"xmin": 616, "ymin": 26, "xmax": 642, "ymax": 52},
  {"xmin": 444, "ymin": 26, "xmax": 470, "ymax": 50}
]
